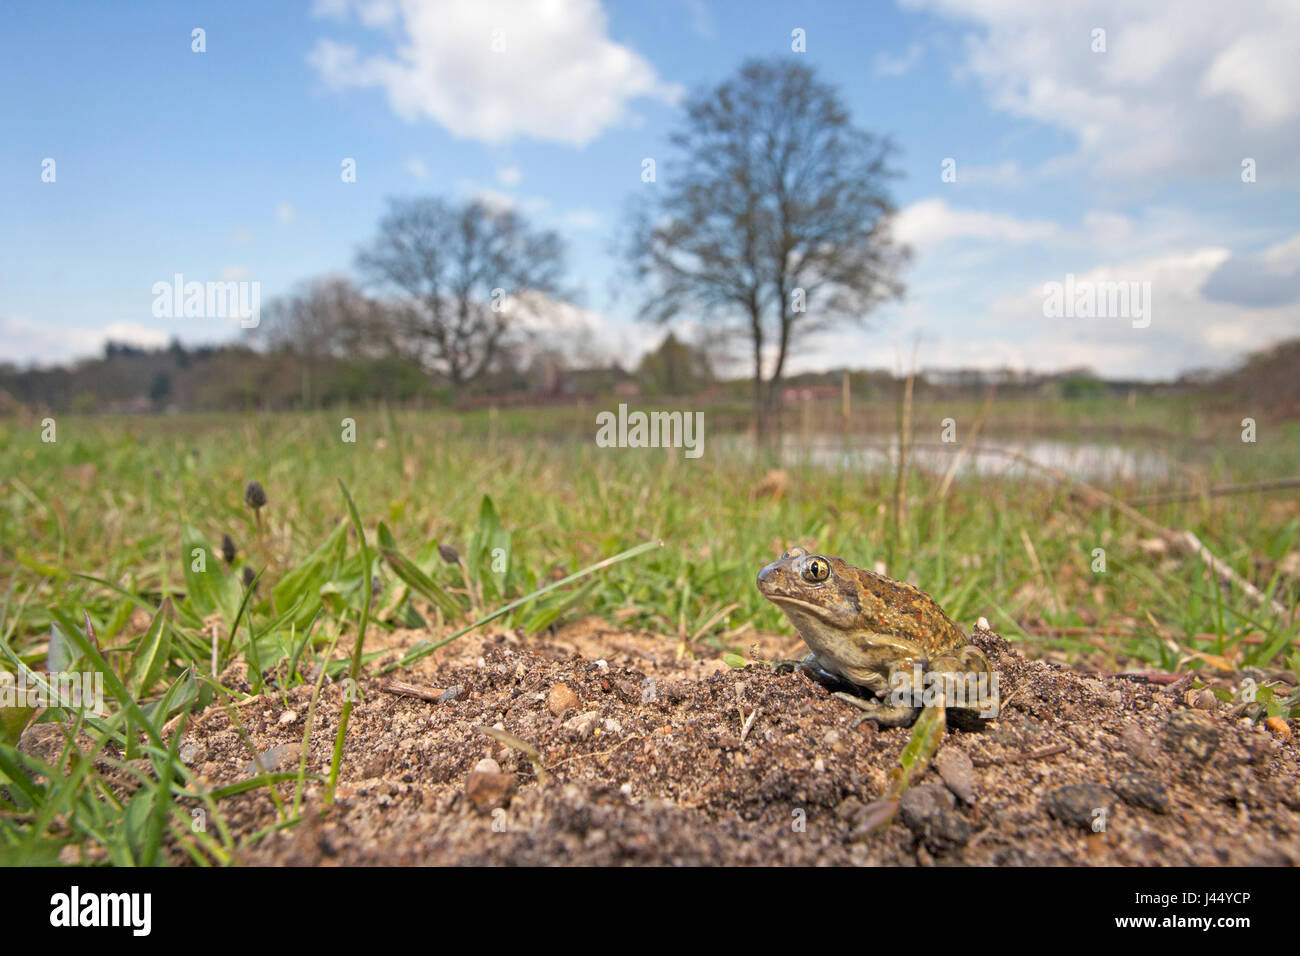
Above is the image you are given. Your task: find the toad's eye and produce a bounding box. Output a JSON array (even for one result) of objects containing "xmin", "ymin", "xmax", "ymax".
[
  {"xmin": 801, "ymin": 557, "xmax": 830, "ymax": 582},
  {"xmin": 783, "ymin": 546, "xmax": 808, "ymax": 560}
]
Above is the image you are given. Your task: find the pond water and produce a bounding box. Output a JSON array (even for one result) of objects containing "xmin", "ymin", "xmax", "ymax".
[{"xmin": 715, "ymin": 434, "xmax": 1174, "ymax": 483}]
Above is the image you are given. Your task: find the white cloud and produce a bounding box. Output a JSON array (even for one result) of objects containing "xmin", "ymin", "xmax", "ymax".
[
  {"xmin": 894, "ymin": 197, "xmax": 1058, "ymax": 246},
  {"xmin": 220, "ymin": 265, "xmax": 250, "ymax": 281},
  {"xmin": 405, "ymin": 157, "xmax": 431, "ymax": 180},
  {"xmin": 275, "ymin": 202, "xmax": 295, "ymax": 224},
  {"xmin": 1201, "ymin": 231, "xmax": 1300, "ymax": 307},
  {"xmin": 454, "ymin": 178, "xmax": 550, "ymax": 216},
  {"xmin": 496, "ymin": 165, "xmax": 522, "ymax": 187},
  {"xmin": 874, "ymin": 42, "xmax": 924, "ymax": 77},
  {"xmin": 0, "ymin": 317, "xmax": 171, "ymax": 367},
  {"xmin": 681, "ymin": 0, "xmax": 713, "ymax": 39},
  {"xmin": 973, "ymin": 247, "xmax": 1297, "ymax": 377},
  {"xmin": 308, "ymin": 0, "xmax": 682, "ymax": 146},
  {"xmin": 561, "ymin": 208, "xmax": 601, "ymax": 231},
  {"xmin": 903, "ymin": 0, "xmax": 1300, "ymax": 180}
]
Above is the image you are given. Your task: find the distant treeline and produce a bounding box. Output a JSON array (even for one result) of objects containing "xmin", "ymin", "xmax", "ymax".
[{"xmin": 2, "ymin": 336, "xmax": 1295, "ymax": 417}]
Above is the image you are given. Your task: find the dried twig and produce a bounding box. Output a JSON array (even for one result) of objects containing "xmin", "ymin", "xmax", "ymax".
[
  {"xmin": 973, "ymin": 742, "xmax": 1069, "ymax": 768},
  {"xmin": 1175, "ymin": 530, "xmax": 1288, "ymax": 618},
  {"xmin": 379, "ymin": 679, "xmax": 445, "ymax": 703},
  {"xmin": 1127, "ymin": 476, "xmax": 1300, "ymax": 506}
]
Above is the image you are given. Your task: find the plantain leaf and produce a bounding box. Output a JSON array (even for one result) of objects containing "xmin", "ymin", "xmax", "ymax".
[{"xmin": 127, "ymin": 598, "xmax": 172, "ymax": 698}]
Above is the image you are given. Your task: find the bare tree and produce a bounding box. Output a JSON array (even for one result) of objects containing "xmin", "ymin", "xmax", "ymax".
[
  {"xmin": 628, "ymin": 57, "xmax": 908, "ymax": 434},
  {"xmin": 260, "ymin": 275, "xmax": 396, "ymax": 359},
  {"xmin": 356, "ymin": 197, "xmax": 567, "ymax": 387}
]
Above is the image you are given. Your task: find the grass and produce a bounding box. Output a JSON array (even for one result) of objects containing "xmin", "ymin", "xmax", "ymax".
[{"xmin": 0, "ymin": 397, "xmax": 1297, "ymax": 864}]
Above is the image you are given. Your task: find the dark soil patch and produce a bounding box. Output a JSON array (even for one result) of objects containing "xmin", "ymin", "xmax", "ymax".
[{"xmin": 129, "ymin": 623, "xmax": 1300, "ymax": 865}]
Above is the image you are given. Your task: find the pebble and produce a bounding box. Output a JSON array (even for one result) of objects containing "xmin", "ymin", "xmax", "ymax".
[
  {"xmin": 1112, "ymin": 772, "xmax": 1168, "ymax": 813},
  {"xmin": 1120, "ymin": 725, "xmax": 1157, "ymax": 763},
  {"xmin": 243, "ymin": 742, "xmax": 300, "ymax": 777},
  {"xmin": 1163, "ymin": 709, "xmax": 1220, "ymax": 761},
  {"xmin": 900, "ymin": 782, "xmax": 955, "ymax": 826},
  {"xmin": 278, "ymin": 710, "xmax": 298, "ymax": 725},
  {"xmin": 899, "ymin": 783, "xmax": 969, "ymax": 853},
  {"xmin": 464, "ymin": 767, "xmax": 514, "ymax": 812},
  {"xmin": 1185, "ymin": 688, "xmax": 1218, "ymax": 711},
  {"xmin": 474, "ymin": 757, "xmax": 502, "ymax": 775},
  {"xmin": 547, "ymin": 683, "xmax": 580, "ymax": 716},
  {"xmin": 934, "ymin": 747, "xmax": 976, "ymax": 804},
  {"xmin": 439, "ymin": 684, "xmax": 464, "ymax": 704},
  {"xmin": 603, "ymin": 718, "xmax": 623, "ymax": 735},
  {"xmin": 563, "ymin": 711, "xmax": 600, "ymax": 739},
  {"xmin": 1045, "ymin": 783, "xmax": 1113, "ymax": 830},
  {"xmin": 1265, "ymin": 716, "xmax": 1291, "ymax": 740}
]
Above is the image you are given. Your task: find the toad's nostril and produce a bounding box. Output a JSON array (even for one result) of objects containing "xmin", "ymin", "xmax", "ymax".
[{"xmin": 757, "ymin": 563, "xmax": 777, "ymax": 585}]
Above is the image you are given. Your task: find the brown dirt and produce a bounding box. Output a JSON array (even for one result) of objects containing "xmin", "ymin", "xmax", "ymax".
[{"xmin": 142, "ymin": 621, "xmax": 1300, "ymax": 865}]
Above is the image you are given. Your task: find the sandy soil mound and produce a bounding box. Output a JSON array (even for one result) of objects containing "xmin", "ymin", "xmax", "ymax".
[{"xmin": 125, "ymin": 622, "xmax": 1300, "ymax": 865}]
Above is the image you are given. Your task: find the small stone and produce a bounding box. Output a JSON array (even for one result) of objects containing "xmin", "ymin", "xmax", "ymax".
[
  {"xmin": 1265, "ymin": 716, "xmax": 1291, "ymax": 740},
  {"xmin": 465, "ymin": 768, "xmax": 514, "ymax": 813},
  {"xmin": 899, "ymin": 783, "xmax": 968, "ymax": 853},
  {"xmin": 547, "ymin": 682, "xmax": 579, "ymax": 716},
  {"xmin": 603, "ymin": 718, "xmax": 623, "ymax": 735},
  {"xmin": 359, "ymin": 753, "xmax": 388, "ymax": 778},
  {"xmin": 1045, "ymin": 783, "xmax": 1113, "ymax": 830},
  {"xmin": 976, "ymin": 616, "xmax": 990, "ymax": 631},
  {"xmin": 934, "ymin": 747, "xmax": 976, "ymax": 804},
  {"xmin": 243, "ymin": 742, "xmax": 300, "ymax": 777},
  {"xmin": 1113, "ymin": 772, "xmax": 1168, "ymax": 813},
  {"xmin": 812, "ymin": 757, "xmax": 826, "ymax": 773},
  {"xmin": 1164, "ymin": 709, "xmax": 1219, "ymax": 761},
  {"xmin": 179, "ymin": 742, "xmax": 204, "ymax": 765},
  {"xmin": 899, "ymin": 782, "xmax": 955, "ymax": 828},
  {"xmin": 1185, "ymin": 688, "xmax": 1217, "ymax": 710},
  {"xmin": 563, "ymin": 711, "xmax": 599, "ymax": 739},
  {"xmin": 1120, "ymin": 725, "xmax": 1157, "ymax": 763},
  {"xmin": 474, "ymin": 757, "xmax": 502, "ymax": 775},
  {"xmin": 438, "ymin": 684, "xmax": 463, "ymax": 705},
  {"xmin": 278, "ymin": 710, "xmax": 298, "ymax": 725}
]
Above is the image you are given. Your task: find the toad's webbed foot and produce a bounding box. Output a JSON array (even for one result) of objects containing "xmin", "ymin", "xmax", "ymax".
[{"xmin": 831, "ymin": 691, "xmax": 921, "ymax": 728}]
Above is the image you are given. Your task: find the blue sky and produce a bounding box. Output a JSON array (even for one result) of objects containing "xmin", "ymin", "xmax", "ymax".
[{"xmin": 2, "ymin": 0, "xmax": 1298, "ymax": 379}]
